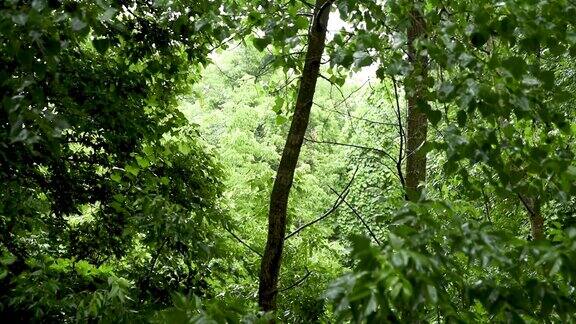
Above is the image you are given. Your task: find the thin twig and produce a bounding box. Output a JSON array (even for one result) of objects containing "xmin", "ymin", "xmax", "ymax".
[
  {"xmin": 278, "ymin": 268, "xmax": 312, "ymax": 292},
  {"xmin": 481, "ymin": 187, "xmax": 492, "ymax": 223},
  {"xmin": 313, "ymin": 102, "xmax": 398, "ymax": 127},
  {"xmin": 304, "ymin": 137, "xmax": 398, "ymax": 163},
  {"xmin": 392, "ymin": 77, "xmax": 407, "ymax": 191},
  {"xmin": 284, "ymin": 190, "xmax": 349, "ymax": 239},
  {"xmin": 285, "ymin": 167, "xmax": 359, "ymax": 239},
  {"xmin": 330, "ymin": 187, "xmax": 381, "ymax": 245},
  {"xmin": 149, "ymin": 239, "xmax": 168, "ymax": 272},
  {"xmin": 225, "ymin": 227, "xmax": 263, "ymax": 257},
  {"xmin": 318, "ymin": 73, "xmax": 370, "ymax": 113},
  {"xmin": 270, "ymin": 75, "xmax": 299, "ymax": 95}
]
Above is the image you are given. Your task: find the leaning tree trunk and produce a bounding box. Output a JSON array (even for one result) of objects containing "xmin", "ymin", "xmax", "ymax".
[
  {"xmin": 258, "ymin": 0, "xmax": 332, "ymax": 312},
  {"xmin": 404, "ymin": 4, "xmax": 428, "ymax": 202}
]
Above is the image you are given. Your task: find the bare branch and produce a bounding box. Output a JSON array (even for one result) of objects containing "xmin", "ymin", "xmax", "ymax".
[
  {"xmin": 279, "ymin": 268, "xmax": 312, "ymax": 292},
  {"xmin": 392, "ymin": 77, "xmax": 407, "ymax": 191},
  {"xmin": 304, "ymin": 137, "xmax": 398, "ymax": 163},
  {"xmin": 269, "ymin": 75, "xmax": 299, "ymax": 95},
  {"xmin": 318, "ymin": 73, "xmax": 332, "ymax": 83},
  {"xmin": 313, "ymin": 102, "xmax": 398, "ymax": 127},
  {"xmin": 225, "ymin": 226, "xmax": 263, "ymax": 257},
  {"xmin": 318, "ymin": 73, "xmax": 370, "ymax": 111},
  {"xmin": 329, "ymin": 187, "xmax": 381, "ymax": 245},
  {"xmin": 481, "ymin": 187, "xmax": 492, "ymax": 223},
  {"xmin": 285, "ymin": 167, "xmax": 358, "ymax": 239}
]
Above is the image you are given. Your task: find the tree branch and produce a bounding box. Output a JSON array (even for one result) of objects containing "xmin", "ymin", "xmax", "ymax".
[
  {"xmin": 517, "ymin": 193, "xmax": 536, "ymax": 219},
  {"xmin": 330, "ymin": 187, "xmax": 381, "ymax": 245},
  {"xmin": 481, "ymin": 187, "xmax": 492, "ymax": 223},
  {"xmin": 278, "ymin": 268, "xmax": 312, "ymax": 292},
  {"xmin": 312, "ymin": 102, "xmax": 399, "ymax": 127},
  {"xmin": 285, "ymin": 167, "xmax": 358, "ymax": 239},
  {"xmin": 314, "ymin": 0, "xmax": 335, "ymax": 31},
  {"xmin": 392, "ymin": 77, "xmax": 406, "ymax": 191},
  {"xmin": 297, "ymin": 0, "xmax": 314, "ymax": 8},
  {"xmin": 225, "ymin": 226, "xmax": 263, "ymax": 257},
  {"xmin": 304, "ymin": 137, "xmax": 398, "ymax": 163}
]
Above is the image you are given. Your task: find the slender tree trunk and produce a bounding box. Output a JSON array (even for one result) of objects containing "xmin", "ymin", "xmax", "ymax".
[
  {"xmin": 258, "ymin": 0, "xmax": 331, "ymax": 312},
  {"xmin": 528, "ymin": 199, "xmax": 544, "ymax": 240},
  {"xmin": 520, "ymin": 195, "xmax": 545, "ymax": 240},
  {"xmin": 404, "ymin": 4, "xmax": 428, "ymax": 201}
]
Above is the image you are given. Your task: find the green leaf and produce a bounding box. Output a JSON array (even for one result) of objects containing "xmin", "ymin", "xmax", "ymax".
[
  {"xmin": 136, "ymin": 156, "xmax": 150, "ymax": 168},
  {"xmin": 427, "ymin": 109, "xmax": 442, "ymax": 126},
  {"xmin": 457, "ymin": 110, "xmax": 467, "ymax": 127},
  {"xmin": 549, "ymin": 258, "xmax": 562, "ymax": 276},
  {"xmin": 364, "ymin": 294, "xmax": 377, "ymax": 316},
  {"xmin": 389, "ymin": 233, "xmax": 404, "ymax": 249},
  {"xmin": 92, "ymin": 38, "xmax": 110, "ymax": 54},
  {"xmin": 470, "ymin": 31, "xmax": 489, "ymax": 48},
  {"xmin": 353, "ymin": 51, "xmax": 372, "ymax": 68},
  {"xmin": 426, "ymin": 285, "xmax": 438, "ymax": 303},
  {"xmin": 252, "ymin": 37, "xmax": 271, "ymax": 51},
  {"xmin": 12, "ymin": 13, "xmax": 28, "ymax": 26},
  {"xmin": 376, "ymin": 66, "xmax": 386, "ymax": 80},
  {"xmin": 275, "ymin": 115, "xmax": 287, "ymax": 125},
  {"xmin": 497, "ymin": 16, "xmax": 515, "ymax": 38},
  {"xmin": 294, "ymin": 16, "xmax": 309, "ymax": 30},
  {"xmin": 520, "ymin": 35, "xmax": 540, "ymax": 52},
  {"xmin": 503, "ymin": 56, "xmax": 526, "ymax": 78},
  {"xmin": 32, "ymin": 0, "xmax": 46, "ymax": 11},
  {"xmin": 178, "ymin": 143, "xmax": 191, "ymax": 155},
  {"xmin": 143, "ymin": 145, "xmax": 154, "ymax": 156},
  {"xmin": 125, "ymin": 165, "xmax": 140, "ymax": 176},
  {"xmin": 391, "ymin": 282, "xmax": 402, "ymax": 299},
  {"xmin": 71, "ymin": 17, "xmax": 87, "ymax": 31},
  {"xmin": 0, "ymin": 253, "xmax": 16, "ymax": 265},
  {"xmin": 538, "ymin": 70, "xmax": 555, "ymax": 90},
  {"xmin": 111, "ymin": 173, "xmax": 122, "ymax": 183},
  {"xmin": 438, "ymin": 82, "xmax": 455, "ymax": 100},
  {"xmin": 99, "ymin": 8, "xmax": 117, "ymax": 22},
  {"xmin": 273, "ymin": 97, "xmax": 284, "ymax": 113},
  {"xmin": 195, "ymin": 18, "xmax": 208, "ymax": 31}
]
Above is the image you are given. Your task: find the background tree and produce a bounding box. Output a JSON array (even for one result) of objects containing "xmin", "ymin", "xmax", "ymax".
[{"xmin": 404, "ymin": 1, "xmax": 429, "ymax": 201}]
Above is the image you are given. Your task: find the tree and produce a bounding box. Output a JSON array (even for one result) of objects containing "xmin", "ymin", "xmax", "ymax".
[
  {"xmin": 327, "ymin": 0, "xmax": 576, "ymax": 321},
  {"xmin": 258, "ymin": 0, "xmax": 333, "ymax": 312},
  {"xmin": 0, "ymin": 1, "xmax": 238, "ymax": 320},
  {"xmin": 2, "ymin": 0, "xmax": 576, "ymax": 321},
  {"xmin": 404, "ymin": 1, "xmax": 429, "ymax": 201}
]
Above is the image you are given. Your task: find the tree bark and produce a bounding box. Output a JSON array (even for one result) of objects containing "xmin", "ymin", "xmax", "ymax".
[
  {"xmin": 528, "ymin": 199, "xmax": 544, "ymax": 240},
  {"xmin": 258, "ymin": 0, "xmax": 332, "ymax": 312},
  {"xmin": 404, "ymin": 4, "xmax": 428, "ymax": 201},
  {"xmin": 519, "ymin": 195, "xmax": 545, "ymax": 240}
]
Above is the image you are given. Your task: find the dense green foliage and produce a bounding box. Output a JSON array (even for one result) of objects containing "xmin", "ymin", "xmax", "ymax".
[
  {"xmin": 1, "ymin": 0, "xmax": 576, "ymax": 323},
  {"xmin": 1, "ymin": 0, "xmax": 236, "ymax": 321}
]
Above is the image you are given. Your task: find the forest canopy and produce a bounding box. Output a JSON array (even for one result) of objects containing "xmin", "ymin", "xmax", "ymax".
[{"xmin": 1, "ymin": 0, "xmax": 576, "ymax": 323}]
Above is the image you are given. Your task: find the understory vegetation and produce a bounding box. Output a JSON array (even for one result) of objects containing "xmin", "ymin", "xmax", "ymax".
[{"xmin": 1, "ymin": 0, "xmax": 576, "ymax": 323}]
